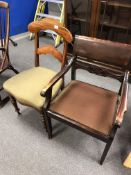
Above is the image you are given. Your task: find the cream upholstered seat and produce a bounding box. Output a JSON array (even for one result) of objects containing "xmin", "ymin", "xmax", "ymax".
[
  {"xmin": 3, "ymin": 18, "xmax": 73, "ymax": 132},
  {"xmin": 4, "ymin": 67, "xmax": 62, "ymax": 111}
]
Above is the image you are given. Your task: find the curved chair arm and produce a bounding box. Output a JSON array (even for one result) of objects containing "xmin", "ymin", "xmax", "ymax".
[
  {"xmin": 115, "ymin": 71, "xmax": 129, "ymax": 126},
  {"xmin": 41, "ymin": 56, "xmax": 74, "ymax": 98}
]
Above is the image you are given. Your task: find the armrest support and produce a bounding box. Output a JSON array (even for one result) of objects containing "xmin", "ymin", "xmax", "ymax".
[
  {"xmin": 41, "ymin": 56, "xmax": 74, "ymax": 98},
  {"xmin": 115, "ymin": 71, "xmax": 129, "ymax": 126}
]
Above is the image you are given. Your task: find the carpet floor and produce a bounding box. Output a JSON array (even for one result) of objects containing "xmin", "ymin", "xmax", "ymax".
[{"xmin": 0, "ymin": 37, "xmax": 131, "ymax": 175}]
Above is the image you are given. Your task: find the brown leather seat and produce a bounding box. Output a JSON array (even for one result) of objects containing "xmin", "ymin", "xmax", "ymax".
[{"xmin": 50, "ymin": 80, "xmax": 118, "ymax": 136}]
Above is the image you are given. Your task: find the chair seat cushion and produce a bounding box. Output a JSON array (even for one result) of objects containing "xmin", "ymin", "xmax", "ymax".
[
  {"xmin": 50, "ymin": 80, "xmax": 118, "ymax": 136},
  {"xmin": 3, "ymin": 67, "xmax": 62, "ymax": 111}
]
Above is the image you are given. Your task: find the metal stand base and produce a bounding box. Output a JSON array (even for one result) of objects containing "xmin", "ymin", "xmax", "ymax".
[{"xmin": 9, "ymin": 38, "xmax": 18, "ymax": 47}]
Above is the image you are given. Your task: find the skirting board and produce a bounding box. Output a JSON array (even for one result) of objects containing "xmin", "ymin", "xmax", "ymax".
[{"xmin": 10, "ymin": 32, "xmax": 30, "ymax": 42}]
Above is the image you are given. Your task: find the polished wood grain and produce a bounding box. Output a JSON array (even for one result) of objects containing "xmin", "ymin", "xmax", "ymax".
[
  {"xmin": 28, "ymin": 18, "xmax": 73, "ymax": 43},
  {"xmin": 37, "ymin": 45, "xmax": 63, "ymax": 63},
  {"xmin": 89, "ymin": 0, "xmax": 100, "ymax": 37}
]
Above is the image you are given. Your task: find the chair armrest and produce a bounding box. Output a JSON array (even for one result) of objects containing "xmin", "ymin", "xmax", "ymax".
[
  {"xmin": 115, "ymin": 71, "xmax": 129, "ymax": 126},
  {"xmin": 41, "ymin": 56, "xmax": 74, "ymax": 98}
]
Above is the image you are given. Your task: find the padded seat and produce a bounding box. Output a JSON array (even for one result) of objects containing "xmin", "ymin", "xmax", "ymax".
[
  {"xmin": 4, "ymin": 67, "xmax": 62, "ymax": 111},
  {"xmin": 50, "ymin": 80, "xmax": 118, "ymax": 136}
]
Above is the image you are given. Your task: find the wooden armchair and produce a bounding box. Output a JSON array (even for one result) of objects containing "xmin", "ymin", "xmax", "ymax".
[
  {"xmin": 0, "ymin": 1, "xmax": 18, "ymax": 105},
  {"xmin": 3, "ymin": 18, "xmax": 73, "ymax": 130},
  {"xmin": 43, "ymin": 35, "xmax": 131, "ymax": 164}
]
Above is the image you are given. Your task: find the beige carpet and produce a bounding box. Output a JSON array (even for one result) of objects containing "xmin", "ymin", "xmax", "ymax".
[{"xmin": 0, "ymin": 37, "xmax": 131, "ymax": 175}]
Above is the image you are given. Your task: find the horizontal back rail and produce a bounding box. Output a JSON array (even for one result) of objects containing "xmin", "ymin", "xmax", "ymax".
[
  {"xmin": 28, "ymin": 18, "xmax": 73, "ymax": 44},
  {"xmin": 74, "ymin": 35, "xmax": 131, "ymax": 72}
]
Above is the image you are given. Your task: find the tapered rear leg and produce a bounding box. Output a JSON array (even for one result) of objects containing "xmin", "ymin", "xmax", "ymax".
[{"xmin": 10, "ymin": 96, "xmax": 21, "ymax": 115}]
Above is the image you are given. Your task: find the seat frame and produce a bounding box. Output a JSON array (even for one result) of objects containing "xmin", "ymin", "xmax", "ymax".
[
  {"xmin": 0, "ymin": 1, "xmax": 18, "ymax": 106},
  {"xmin": 42, "ymin": 35, "xmax": 130, "ymax": 165}
]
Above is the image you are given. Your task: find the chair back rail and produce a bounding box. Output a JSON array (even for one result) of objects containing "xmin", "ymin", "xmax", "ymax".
[
  {"xmin": 37, "ymin": 45, "xmax": 63, "ymax": 63},
  {"xmin": 28, "ymin": 18, "xmax": 73, "ymax": 43},
  {"xmin": 73, "ymin": 36, "xmax": 131, "ymax": 80}
]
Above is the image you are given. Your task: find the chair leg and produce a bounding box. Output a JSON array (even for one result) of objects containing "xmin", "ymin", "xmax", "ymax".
[
  {"xmin": 41, "ymin": 114, "xmax": 47, "ymax": 132},
  {"xmin": 10, "ymin": 96, "xmax": 21, "ymax": 115},
  {"xmin": 9, "ymin": 65, "xmax": 19, "ymax": 74},
  {"xmin": 44, "ymin": 112, "xmax": 52, "ymax": 139},
  {"xmin": 61, "ymin": 78, "xmax": 65, "ymax": 90},
  {"xmin": 71, "ymin": 66, "xmax": 76, "ymax": 80},
  {"xmin": 100, "ymin": 138, "xmax": 113, "ymax": 165}
]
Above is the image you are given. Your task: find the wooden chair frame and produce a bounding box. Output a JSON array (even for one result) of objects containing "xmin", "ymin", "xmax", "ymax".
[
  {"xmin": 42, "ymin": 35, "xmax": 131, "ymax": 165},
  {"xmin": 0, "ymin": 1, "xmax": 18, "ymax": 106},
  {"xmin": 6, "ymin": 18, "xmax": 73, "ymax": 132}
]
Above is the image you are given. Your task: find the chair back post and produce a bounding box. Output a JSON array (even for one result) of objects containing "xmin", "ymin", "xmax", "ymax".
[
  {"xmin": 61, "ymin": 41, "xmax": 68, "ymax": 68},
  {"xmin": 71, "ymin": 56, "xmax": 77, "ymax": 80},
  {"xmin": 6, "ymin": 7, "xmax": 10, "ymax": 51},
  {"xmin": 34, "ymin": 32, "xmax": 39, "ymax": 67},
  {"xmin": 0, "ymin": 1, "xmax": 10, "ymax": 70}
]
